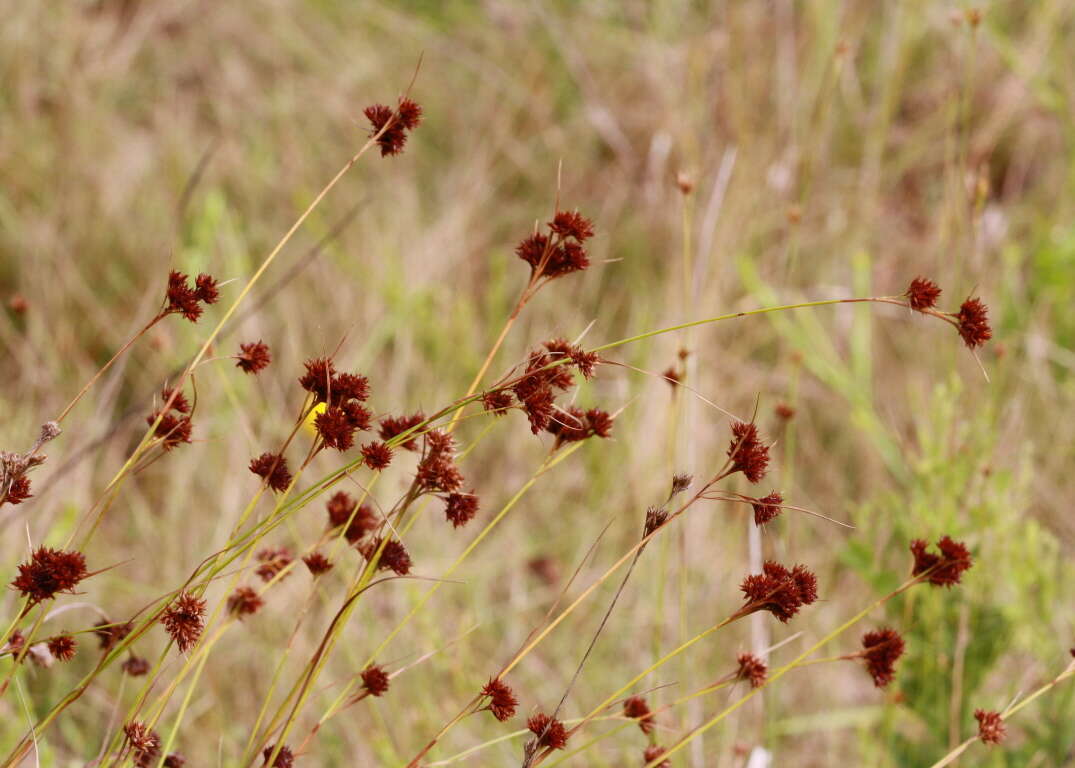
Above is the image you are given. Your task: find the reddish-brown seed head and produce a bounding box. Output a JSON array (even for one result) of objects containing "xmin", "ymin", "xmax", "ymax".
[
  {"xmin": 8, "ymin": 294, "xmax": 28, "ymax": 315},
  {"xmin": 227, "ymin": 586, "xmax": 264, "ymax": 618},
  {"xmin": 299, "ymin": 357, "xmax": 337, "ymax": 403},
  {"xmin": 515, "ymin": 232, "xmax": 549, "ymax": 272},
  {"xmin": 371, "ymin": 539, "xmax": 412, "ymax": 575},
  {"xmin": 94, "ymin": 619, "xmax": 132, "ymax": 651},
  {"xmin": 326, "ymin": 492, "xmax": 378, "ymax": 544},
  {"xmin": 975, "ymin": 709, "xmax": 1006, "ymax": 745},
  {"xmin": 160, "ymin": 387, "xmax": 190, "ymax": 414},
  {"xmin": 47, "ymin": 634, "xmax": 77, "ymax": 662},
  {"xmin": 361, "ymin": 440, "xmax": 394, "ymax": 470},
  {"xmin": 302, "ymin": 551, "xmax": 333, "ymax": 576},
  {"xmin": 727, "ymin": 421, "xmax": 770, "ymax": 483},
  {"xmin": 147, "ymin": 410, "xmax": 193, "ymax": 450},
  {"xmin": 481, "ymin": 678, "xmax": 518, "ymax": 721},
  {"xmin": 774, "ymin": 402, "xmax": 796, "ymax": 422},
  {"xmin": 861, "ymin": 627, "xmax": 905, "ymax": 687},
  {"xmin": 444, "ymin": 492, "xmax": 479, "ymax": 528},
  {"xmin": 315, "ymin": 406, "xmax": 360, "ymax": 451},
  {"xmin": 527, "ymin": 712, "xmax": 569, "ymax": 750},
  {"xmin": 548, "ymin": 210, "xmax": 595, "ymax": 241},
  {"xmin": 361, "ymin": 664, "xmax": 391, "ymax": 696},
  {"xmin": 11, "ymin": 547, "xmax": 89, "ymax": 603},
  {"xmin": 194, "ymin": 273, "xmax": 219, "ymax": 304},
  {"xmin": 249, "ymin": 452, "xmax": 293, "ymax": 493},
  {"xmin": 736, "ymin": 652, "xmax": 768, "ymax": 687},
  {"xmin": 255, "ymin": 547, "xmax": 294, "ymax": 583},
  {"xmin": 910, "ymin": 536, "xmax": 973, "ymax": 587},
  {"xmin": 415, "ymin": 430, "xmax": 464, "ymax": 493},
  {"xmin": 378, "ymin": 412, "xmax": 426, "ymax": 450},
  {"xmin": 236, "ymin": 341, "xmax": 272, "ymax": 374},
  {"xmin": 124, "ymin": 722, "xmax": 161, "ymax": 765},
  {"xmin": 955, "ymin": 297, "xmax": 993, "ymax": 349},
  {"xmin": 906, "ymin": 277, "xmax": 942, "ymax": 311},
  {"xmin": 163, "ymin": 271, "xmax": 218, "ymax": 323},
  {"xmin": 365, "ymin": 98, "xmax": 422, "ymax": 157},
  {"xmin": 262, "ymin": 744, "xmax": 294, "ymax": 768},
  {"xmin": 623, "ymin": 695, "xmax": 655, "ymax": 734},
  {"xmin": 123, "ymin": 655, "xmax": 151, "ymax": 676},
  {"xmin": 643, "ymin": 745, "xmax": 672, "ymax": 768},
  {"xmin": 482, "ymin": 389, "xmax": 515, "ymax": 416},
  {"xmin": 751, "ymin": 491, "xmax": 784, "ymax": 526},
  {"xmin": 3, "ymin": 474, "xmax": 32, "ymax": 506},
  {"xmin": 164, "ymin": 270, "xmax": 203, "ymax": 322},
  {"xmin": 739, "ymin": 561, "xmax": 818, "ymax": 622},
  {"xmin": 161, "ymin": 592, "xmax": 207, "ymax": 653},
  {"xmin": 397, "ymin": 98, "xmax": 423, "ymax": 130}
]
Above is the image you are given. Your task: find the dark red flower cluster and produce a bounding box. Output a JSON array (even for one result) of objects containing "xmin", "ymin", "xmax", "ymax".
[
  {"xmin": 544, "ymin": 337, "xmax": 600, "ymax": 379},
  {"xmin": 262, "ymin": 744, "xmax": 295, "ymax": 768},
  {"xmin": 163, "ymin": 754, "xmax": 186, "ymax": 768},
  {"xmin": 481, "ymin": 389, "xmax": 514, "ymax": 416},
  {"xmin": 3, "ymin": 631, "xmax": 24, "ymax": 657},
  {"xmin": 670, "ymin": 473, "xmax": 693, "ymax": 496},
  {"xmin": 160, "ymin": 387, "xmax": 190, "ymax": 414},
  {"xmin": 47, "ymin": 633, "xmax": 77, "ymax": 662},
  {"xmin": 361, "ymin": 440, "xmax": 394, "ymax": 470},
  {"xmin": 302, "ymin": 551, "xmax": 333, "ymax": 576},
  {"xmin": 415, "ymin": 430, "xmax": 464, "ymax": 494},
  {"xmin": 361, "ymin": 664, "xmax": 391, "ymax": 696},
  {"xmin": 444, "ymin": 491, "xmax": 479, "ymax": 528},
  {"xmin": 236, "ymin": 340, "xmax": 272, "ymax": 374},
  {"xmin": 123, "ymin": 656, "xmax": 150, "ymax": 676},
  {"xmin": 910, "ymin": 536, "xmax": 973, "ymax": 587},
  {"xmin": 774, "ymin": 402, "xmax": 796, "ymax": 422},
  {"xmin": 147, "ymin": 388, "xmax": 193, "ymax": 451},
  {"xmin": 955, "ymin": 297, "xmax": 993, "ymax": 349},
  {"xmin": 644, "ymin": 506, "xmax": 669, "ymax": 537},
  {"xmin": 739, "ymin": 561, "xmax": 818, "ymax": 622},
  {"xmin": 249, "ymin": 452, "xmax": 293, "ymax": 493},
  {"xmin": 750, "ymin": 492, "xmax": 784, "ymax": 526},
  {"xmin": 906, "ymin": 277, "xmax": 942, "ymax": 311},
  {"xmin": 379, "ymin": 411, "xmax": 425, "ymax": 451},
  {"xmin": 3, "ymin": 474, "xmax": 32, "ymax": 505},
  {"xmin": 507, "ymin": 339, "xmax": 602, "ymax": 435},
  {"xmin": 623, "ymin": 695, "xmax": 655, "ymax": 734},
  {"xmin": 255, "ymin": 547, "xmax": 294, "ymax": 582},
  {"xmin": 300, "ymin": 359, "xmax": 372, "ymax": 452},
  {"xmin": 481, "ymin": 678, "xmax": 518, "ymax": 721},
  {"xmin": 527, "ymin": 712, "xmax": 569, "ymax": 750},
  {"xmin": 163, "ymin": 270, "xmax": 219, "ymax": 323},
  {"xmin": 861, "ymin": 627, "xmax": 905, "ymax": 688},
  {"xmin": 516, "ymin": 210, "xmax": 595, "ymax": 280},
  {"xmin": 124, "ymin": 722, "xmax": 161, "ymax": 767},
  {"xmin": 162, "ymin": 592, "xmax": 206, "ymax": 653},
  {"xmin": 11, "ymin": 547, "xmax": 88, "ymax": 603},
  {"xmin": 365, "ymin": 98, "xmax": 422, "ymax": 157},
  {"xmin": 227, "ymin": 586, "xmax": 263, "ymax": 619},
  {"xmin": 326, "ymin": 491, "xmax": 379, "ymax": 544},
  {"xmin": 727, "ymin": 421, "xmax": 770, "ymax": 483},
  {"xmin": 643, "ymin": 745, "xmax": 671, "ymax": 768},
  {"xmin": 736, "ymin": 652, "xmax": 768, "ymax": 687},
  {"xmin": 547, "ymin": 406, "xmax": 614, "ymax": 446},
  {"xmin": 94, "ymin": 619, "xmax": 132, "ymax": 651},
  {"xmin": 975, "ymin": 709, "xmax": 1006, "ymax": 745},
  {"xmin": 362, "ymin": 538, "xmax": 412, "ymax": 575}
]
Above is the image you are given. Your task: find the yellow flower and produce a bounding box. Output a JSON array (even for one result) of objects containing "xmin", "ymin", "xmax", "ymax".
[{"xmin": 304, "ymin": 402, "xmax": 327, "ymax": 436}]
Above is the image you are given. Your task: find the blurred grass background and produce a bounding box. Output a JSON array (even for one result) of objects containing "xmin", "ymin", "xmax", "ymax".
[{"xmin": 1, "ymin": 0, "xmax": 1074, "ymax": 765}]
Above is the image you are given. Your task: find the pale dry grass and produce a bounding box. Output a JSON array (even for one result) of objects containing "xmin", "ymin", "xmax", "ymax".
[{"xmin": 1, "ymin": 1, "xmax": 1073, "ymax": 766}]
